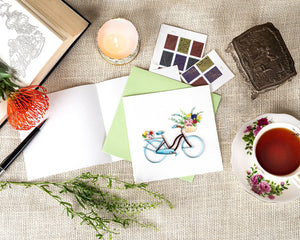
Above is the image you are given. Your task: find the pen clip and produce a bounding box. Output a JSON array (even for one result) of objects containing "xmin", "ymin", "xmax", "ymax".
[{"xmin": 0, "ymin": 167, "xmax": 5, "ymax": 176}]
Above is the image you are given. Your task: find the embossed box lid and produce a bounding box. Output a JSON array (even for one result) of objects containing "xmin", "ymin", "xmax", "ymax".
[{"xmin": 228, "ymin": 22, "xmax": 297, "ymax": 99}]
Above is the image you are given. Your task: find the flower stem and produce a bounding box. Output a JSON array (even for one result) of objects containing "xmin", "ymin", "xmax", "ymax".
[{"xmin": 0, "ymin": 172, "xmax": 172, "ymax": 239}]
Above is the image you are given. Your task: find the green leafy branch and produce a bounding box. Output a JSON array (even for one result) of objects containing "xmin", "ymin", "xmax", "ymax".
[
  {"xmin": 242, "ymin": 133, "xmax": 255, "ymax": 155},
  {"xmin": 180, "ymin": 109, "xmax": 187, "ymax": 116},
  {"xmin": 0, "ymin": 172, "xmax": 173, "ymax": 239},
  {"xmin": 169, "ymin": 117, "xmax": 184, "ymax": 126},
  {"xmin": 169, "ymin": 108, "xmax": 202, "ymax": 128}
]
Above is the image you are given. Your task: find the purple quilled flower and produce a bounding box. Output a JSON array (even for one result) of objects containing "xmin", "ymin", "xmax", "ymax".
[
  {"xmin": 258, "ymin": 181, "xmax": 271, "ymax": 194},
  {"xmin": 268, "ymin": 195, "xmax": 275, "ymax": 200},
  {"xmin": 257, "ymin": 118, "xmax": 269, "ymax": 126},
  {"xmin": 191, "ymin": 114, "xmax": 197, "ymax": 120}
]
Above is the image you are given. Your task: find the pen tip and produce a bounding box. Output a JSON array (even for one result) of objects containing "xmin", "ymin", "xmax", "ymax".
[{"xmin": 37, "ymin": 118, "xmax": 48, "ymax": 128}]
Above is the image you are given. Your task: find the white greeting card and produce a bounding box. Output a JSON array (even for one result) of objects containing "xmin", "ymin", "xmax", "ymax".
[
  {"xmin": 19, "ymin": 66, "xmax": 180, "ymax": 180},
  {"xmin": 122, "ymin": 85, "xmax": 223, "ymax": 183},
  {"xmin": 181, "ymin": 50, "xmax": 235, "ymax": 92},
  {"xmin": 150, "ymin": 24, "xmax": 207, "ymax": 73}
]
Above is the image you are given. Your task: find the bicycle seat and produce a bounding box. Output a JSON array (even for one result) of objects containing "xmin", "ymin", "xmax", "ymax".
[{"xmin": 156, "ymin": 131, "xmax": 164, "ymax": 135}]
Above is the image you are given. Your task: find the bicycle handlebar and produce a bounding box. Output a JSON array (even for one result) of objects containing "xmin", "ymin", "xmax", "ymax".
[{"xmin": 172, "ymin": 125, "xmax": 183, "ymax": 129}]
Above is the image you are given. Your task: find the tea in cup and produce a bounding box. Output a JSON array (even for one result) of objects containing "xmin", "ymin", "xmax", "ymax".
[{"xmin": 252, "ymin": 123, "xmax": 300, "ymax": 183}]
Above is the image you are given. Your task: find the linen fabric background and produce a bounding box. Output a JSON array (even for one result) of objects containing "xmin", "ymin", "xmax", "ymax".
[{"xmin": 0, "ymin": 0, "xmax": 299, "ymax": 239}]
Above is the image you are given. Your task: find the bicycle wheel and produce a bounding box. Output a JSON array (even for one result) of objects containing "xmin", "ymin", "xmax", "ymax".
[
  {"xmin": 181, "ymin": 135, "xmax": 204, "ymax": 158},
  {"xmin": 144, "ymin": 139, "xmax": 167, "ymax": 163}
]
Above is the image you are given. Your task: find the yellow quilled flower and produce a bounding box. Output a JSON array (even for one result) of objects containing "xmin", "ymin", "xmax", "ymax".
[
  {"xmin": 198, "ymin": 115, "xmax": 201, "ymax": 121},
  {"xmin": 187, "ymin": 113, "xmax": 191, "ymax": 117}
]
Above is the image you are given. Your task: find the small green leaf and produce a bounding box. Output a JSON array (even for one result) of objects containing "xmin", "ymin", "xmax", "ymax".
[
  {"xmin": 3, "ymin": 79, "xmax": 19, "ymax": 88},
  {"xmin": 0, "ymin": 89, "xmax": 5, "ymax": 100},
  {"xmin": 0, "ymin": 71, "xmax": 11, "ymax": 79}
]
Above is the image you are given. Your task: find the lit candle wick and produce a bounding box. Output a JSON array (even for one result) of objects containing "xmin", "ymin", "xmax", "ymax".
[
  {"xmin": 113, "ymin": 37, "xmax": 119, "ymax": 48},
  {"xmin": 97, "ymin": 18, "xmax": 139, "ymax": 61}
]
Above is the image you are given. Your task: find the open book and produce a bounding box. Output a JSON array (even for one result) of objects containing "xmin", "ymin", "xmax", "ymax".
[{"xmin": 0, "ymin": 0, "xmax": 89, "ymax": 126}]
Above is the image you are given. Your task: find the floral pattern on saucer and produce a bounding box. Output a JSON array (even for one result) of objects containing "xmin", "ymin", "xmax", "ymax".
[
  {"xmin": 242, "ymin": 117, "xmax": 271, "ymax": 155},
  {"xmin": 246, "ymin": 164, "xmax": 290, "ymax": 200},
  {"xmin": 231, "ymin": 113, "xmax": 300, "ymax": 203}
]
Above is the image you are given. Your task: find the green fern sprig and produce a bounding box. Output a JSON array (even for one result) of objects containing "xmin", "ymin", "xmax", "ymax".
[
  {"xmin": 180, "ymin": 109, "xmax": 187, "ymax": 116},
  {"xmin": 0, "ymin": 172, "xmax": 172, "ymax": 239},
  {"xmin": 190, "ymin": 107, "xmax": 195, "ymax": 114}
]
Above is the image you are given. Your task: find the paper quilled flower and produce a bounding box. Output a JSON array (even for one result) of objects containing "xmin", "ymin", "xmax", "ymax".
[
  {"xmin": 142, "ymin": 130, "xmax": 154, "ymax": 139},
  {"xmin": 169, "ymin": 107, "xmax": 202, "ymax": 133},
  {"xmin": 0, "ymin": 65, "xmax": 49, "ymax": 130}
]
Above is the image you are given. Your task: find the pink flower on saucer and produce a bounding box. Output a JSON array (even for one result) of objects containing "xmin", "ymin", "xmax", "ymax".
[
  {"xmin": 250, "ymin": 174, "xmax": 259, "ymax": 186},
  {"xmin": 244, "ymin": 125, "xmax": 252, "ymax": 133},
  {"xmin": 253, "ymin": 125, "xmax": 262, "ymax": 137},
  {"xmin": 251, "ymin": 186, "xmax": 262, "ymax": 195},
  {"xmin": 247, "ymin": 164, "xmax": 290, "ymax": 200},
  {"xmin": 258, "ymin": 181, "xmax": 271, "ymax": 194},
  {"xmin": 257, "ymin": 118, "xmax": 269, "ymax": 126}
]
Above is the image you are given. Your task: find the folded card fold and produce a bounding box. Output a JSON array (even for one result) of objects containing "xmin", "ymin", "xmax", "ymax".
[{"xmin": 19, "ymin": 66, "xmax": 180, "ymax": 180}]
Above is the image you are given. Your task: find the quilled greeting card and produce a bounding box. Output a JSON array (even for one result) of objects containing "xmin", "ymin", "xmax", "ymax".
[{"xmin": 122, "ymin": 85, "xmax": 223, "ymax": 183}]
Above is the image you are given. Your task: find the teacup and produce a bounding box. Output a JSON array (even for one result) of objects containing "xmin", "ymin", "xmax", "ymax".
[{"xmin": 252, "ymin": 122, "xmax": 300, "ymax": 186}]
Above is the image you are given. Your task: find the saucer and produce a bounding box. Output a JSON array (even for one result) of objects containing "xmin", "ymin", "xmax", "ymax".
[{"xmin": 231, "ymin": 113, "xmax": 300, "ymax": 203}]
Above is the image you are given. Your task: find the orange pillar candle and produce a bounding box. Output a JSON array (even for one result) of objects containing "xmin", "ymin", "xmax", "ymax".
[{"xmin": 97, "ymin": 18, "xmax": 140, "ymax": 65}]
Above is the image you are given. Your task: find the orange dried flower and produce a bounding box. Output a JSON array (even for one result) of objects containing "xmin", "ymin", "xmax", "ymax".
[{"xmin": 7, "ymin": 85, "xmax": 49, "ymax": 130}]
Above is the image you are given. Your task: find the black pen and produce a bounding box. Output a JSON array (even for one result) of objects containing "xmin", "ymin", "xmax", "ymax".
[{"xmin": 0, "ymin": 119, "xmax": 48, "ymax": 177}]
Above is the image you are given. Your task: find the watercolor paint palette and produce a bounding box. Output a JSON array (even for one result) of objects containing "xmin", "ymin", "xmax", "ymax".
[
  {"xmin": 150, "ymin": 24, "xmax": 207, "ymax": 73},
  {"xmin": 181, "ymin": 50, "xmax": 234, "ymax": 92}
]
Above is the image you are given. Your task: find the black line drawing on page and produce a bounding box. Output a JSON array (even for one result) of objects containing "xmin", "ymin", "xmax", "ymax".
[{"xmin": 0, "ymin": 0, "xmax": 45, "ymax": 78}]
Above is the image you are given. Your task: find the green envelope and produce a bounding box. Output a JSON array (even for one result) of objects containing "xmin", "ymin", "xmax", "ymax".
[{"xmin": 102, "ymin": 66, "xmax": 221, "ymax": 182}]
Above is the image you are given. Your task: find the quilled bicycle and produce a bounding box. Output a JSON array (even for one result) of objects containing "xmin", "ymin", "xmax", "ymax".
[{"xmin": 143, "ymin": 125, "xmax": 204, "ymax": 163}]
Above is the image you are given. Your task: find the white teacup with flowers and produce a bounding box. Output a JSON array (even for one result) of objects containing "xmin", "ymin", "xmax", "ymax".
[
  {"xmin": 252, "ymin": 122, "xmax": 300, "ymax": 187},
  {"xmin": 241, "ymin": 115, "xmax": 300, "ymax": 201}
]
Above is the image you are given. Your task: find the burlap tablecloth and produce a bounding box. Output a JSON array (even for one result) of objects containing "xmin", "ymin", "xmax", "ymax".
[{"xmin": 0, "ymin": 0, "xmax": 299, "ymax": 239}]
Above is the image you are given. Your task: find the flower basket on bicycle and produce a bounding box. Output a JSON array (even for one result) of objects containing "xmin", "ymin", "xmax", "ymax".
[
  {"xmin": 184, "ymin": 125, "xmax": 197, "ymax": 133},
  {"xmin": 169, "ymin": 107, "xmax": 202, "ymax": 134}
]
